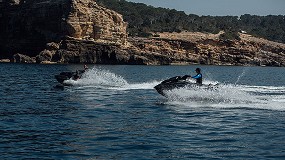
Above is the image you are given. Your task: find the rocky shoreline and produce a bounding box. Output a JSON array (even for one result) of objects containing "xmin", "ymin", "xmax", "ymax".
[
  {"xmin": 4, "ymin": 32, "xmax": 285, "ymax": 67},
  {"xmin": 1, "ymin": 0, "xmax": 285, "ymax": 66}
]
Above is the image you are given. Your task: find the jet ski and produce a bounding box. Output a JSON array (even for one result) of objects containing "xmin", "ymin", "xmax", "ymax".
[
  {"xmin": 55, "ymin": 70, "xmax": 85, "ymax": 84},
  {"xmin": 154, "ymin": 75, "xmax": 217, "ymax": 97}
]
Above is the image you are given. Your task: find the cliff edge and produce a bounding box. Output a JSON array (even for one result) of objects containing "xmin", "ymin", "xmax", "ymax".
[
  {"xmin": 1, "ymin": 0, "xmax": 285, "ymax": 66},
  {"xmin": 0, "ymin": 0, "xmax": 127, "ymax": 57}
]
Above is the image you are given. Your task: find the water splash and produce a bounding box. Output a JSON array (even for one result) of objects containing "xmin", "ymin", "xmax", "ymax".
[
  {"xmin": 63, "ymin": 67, "xmax": 128, "ymax": 87},
  {"xmin": 62, "ymin": 67, "xmax": 285, "ymax": 111},
  {"xmin": 63, "ymin": 67, "xmax": 159, "ymax": 90},
  {"xmin": 235, "ymin": 67, "xmax": 249, "ymax": 85},
  {"xmin": 164, "ymin": 83, "xmax": 285, "ymax": 111},
  {"xmin": 112, "ymin": 81, "xmax": 160, "ymax": 90}
]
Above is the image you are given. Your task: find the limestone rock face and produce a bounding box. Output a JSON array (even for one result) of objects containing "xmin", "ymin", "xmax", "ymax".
[
  {"xmin": 8, "ymin": 0, "xmax": 20, "ymax": 5},
  {"xmin": 1, "ymin": 1, "xmax": 285, "ymax": 66},
  {"xmin": 38, "ymin": 38, "xmax": 172, "ymax": 65},
  {"xmin": 0, "ymin": 0, "xmax": 128, "ymax": 57},
  {"xmin": 36, "ymin": 49, "xmax": 55, "ymax": 63},
  {"xmin": 13, "ymin": 53, "xmax": 36, "ymax": 63},
  {"xmin": 66, "ymin": 0, "xmax": 127, "ymax": 45}
]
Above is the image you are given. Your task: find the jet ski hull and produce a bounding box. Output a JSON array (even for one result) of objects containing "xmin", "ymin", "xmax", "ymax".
[
  {"xmin": 55, "ymin": 70, "xmax": 85, "ymax": 84},
  {"xmin": 154, "ymin": 76, "xmax": 215, "ymax": 97},
  {"xmin": 154, "ymin": 81, "xmax": 197, "ymax": 96},
  {"xmin": 55, "ymin": 72, "xmax": 75, "ymax": 84}
]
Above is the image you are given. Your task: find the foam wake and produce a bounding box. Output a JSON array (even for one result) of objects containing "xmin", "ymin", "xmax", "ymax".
[
  {"xmin": 63, "ymin": 67, "xmax": 159, "ymax": 90},
  {"xmin": 164, "ymin": 83, "xmax": 285, "ymax": 111},
  {"xmin": 63, "ymin": 67, "xmax": 128, "ymax": 87}
]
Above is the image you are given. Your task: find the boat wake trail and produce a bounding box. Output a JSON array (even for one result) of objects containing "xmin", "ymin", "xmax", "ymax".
[
  {"xmin": 63, "ymin": 67, "xmax": 127, "ymax": 87},
  {"xmin": 63, "ymin": 67, "xmax": 159, "ymax": 90},
  {"xmin": 165, "ymin": 82, "xmax": 285, "ymax": 111},
  {"xmin": 111, "ymin": 81, "xmax": 160, "ymax": 90}
]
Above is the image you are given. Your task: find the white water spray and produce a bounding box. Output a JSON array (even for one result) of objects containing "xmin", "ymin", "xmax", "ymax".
[
  {"xmin": 63, "ymin": 67, "xmax": 160, "ymax": 90},
  {"xmin": 164, "ymin": 82, "xmax": 285, "ymax": 111},
  {"xmin": 62, "ymin": 67, "xmax": 285, "ymax": 111},
  {"xmin": 63, "ymin": 67, "xmax": 128, "ymax": 87},
  {"xmin": 235, "ymin": 67, "xmax": 249, "ymax": 85}
]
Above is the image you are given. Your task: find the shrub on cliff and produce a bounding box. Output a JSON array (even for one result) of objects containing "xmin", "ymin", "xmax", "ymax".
[
  {"xmin": 97, "ymin": 0, "xmax": 285, "ymax": 43},
  {"xmin": 219, "ymin": 30, "xmax": 241, "ymax": 41}
]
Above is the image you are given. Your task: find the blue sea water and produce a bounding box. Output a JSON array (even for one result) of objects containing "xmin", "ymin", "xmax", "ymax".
[{"xmin": 1, "ymin": 63, "xmax": 285, "ymax": 159}]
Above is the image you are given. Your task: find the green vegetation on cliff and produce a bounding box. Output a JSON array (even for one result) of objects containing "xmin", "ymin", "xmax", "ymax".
[{"xmin": 97, "ymin": 0, "xmax": 285, "ymax": 43}]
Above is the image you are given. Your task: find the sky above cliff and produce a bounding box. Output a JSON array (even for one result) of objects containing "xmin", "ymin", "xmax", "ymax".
[{"xmin": 127, "ymin": 0, "xmax": 285, "ymax": 16}]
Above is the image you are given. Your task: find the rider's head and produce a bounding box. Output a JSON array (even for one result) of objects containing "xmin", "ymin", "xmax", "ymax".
[{"xmin": 195, "ymin": 68, "xmax": 201, "ymax": 73}]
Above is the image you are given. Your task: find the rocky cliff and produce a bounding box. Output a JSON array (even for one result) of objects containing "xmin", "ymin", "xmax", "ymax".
[
  {"xmin": 0, "ymin": 0, "xmax": 127, "ymax": 58},
  {"xmin": 1, "ymin": 0, "xmax": 285, "ymax": 66},
  {"xmin": 141, "ymin": 32, "xmax": 285, "ymax": 66}
]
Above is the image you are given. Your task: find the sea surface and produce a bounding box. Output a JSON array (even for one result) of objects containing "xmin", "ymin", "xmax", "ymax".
[{"xmin": 1, "ymin": 63, "xmax": 285, "ymax": 159}]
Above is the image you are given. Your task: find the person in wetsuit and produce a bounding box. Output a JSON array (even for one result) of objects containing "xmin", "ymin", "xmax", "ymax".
[
  {"xmin": 73, "ymin": 70, "xmax": 80, "ymax": 80},
  {"xmin": 73, "ymin": 65, "xmax": 89, "ymax": 80},
  {"xmin": 84, "ymin": 64, "xmax": 88, "ymax": 71},
  {"xmin": 192, "ymin": 68, "xmax": 202, "ymax": 85}
]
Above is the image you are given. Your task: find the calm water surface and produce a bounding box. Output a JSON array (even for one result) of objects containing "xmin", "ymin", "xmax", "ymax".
[{"xmin": 0, "ymin": 63, "xmax": 285, "ymax": 159}]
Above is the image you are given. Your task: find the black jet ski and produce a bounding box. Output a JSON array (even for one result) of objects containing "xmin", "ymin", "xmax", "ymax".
[
  {"xmin": 154, "ymin": 75, "xmax": 217, "ymax": 97},
  {"xmin": 55, "ymin": 70, "xmax": 85, "ymax": 84}
]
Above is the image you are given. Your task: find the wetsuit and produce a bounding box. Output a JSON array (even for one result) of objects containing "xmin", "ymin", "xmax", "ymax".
[{"xmin": 192, "ymin": 73, "xmax": 202, "ymax": 85}]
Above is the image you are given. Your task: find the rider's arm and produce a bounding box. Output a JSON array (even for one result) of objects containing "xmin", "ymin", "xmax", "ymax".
[{"xmin": 192, "ymin": 74, "xmax": 202, "ymax": 79}]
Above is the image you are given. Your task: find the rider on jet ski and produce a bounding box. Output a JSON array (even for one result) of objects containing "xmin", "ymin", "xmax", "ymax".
[
  {"xmin": 181, "ymin": 68, "xmax": 202, "ymax": 85},
  {"xmin": 73, "ymin": 65, "xmax": 89, "ymax": 80},
  {"xmin": 191, "ymin": 68, "xmax": 202, "ymax": 85}
]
